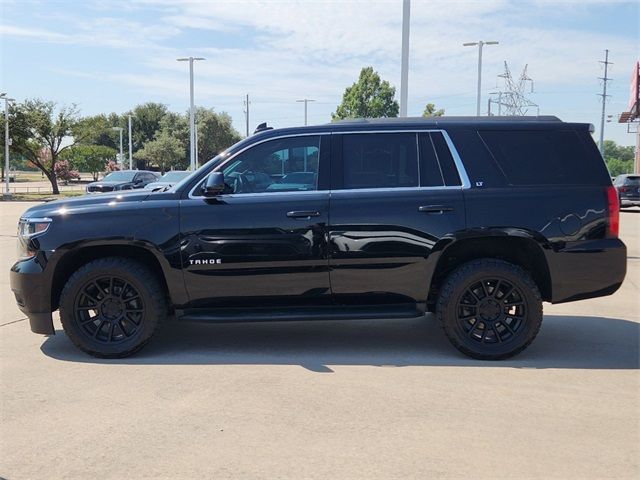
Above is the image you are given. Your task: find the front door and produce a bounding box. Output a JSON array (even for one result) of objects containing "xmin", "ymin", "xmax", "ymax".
[
  {"xmin": 180, "ymin": 134, "xmax": 331, "ymax": 309},
  {"xmin": 328, "ymin": 131, "xmax": 467, "ymax": 305}
]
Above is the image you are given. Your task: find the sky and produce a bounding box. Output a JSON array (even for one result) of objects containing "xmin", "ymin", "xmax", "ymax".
[{"xmin": 0, "ymin": 0, "xmax": 638, "ymax": 146}]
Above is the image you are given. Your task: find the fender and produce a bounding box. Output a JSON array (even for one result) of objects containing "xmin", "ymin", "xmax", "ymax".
[{"xmin": 425, "ymin": 227, "xmax": 553, "ymax": 302}]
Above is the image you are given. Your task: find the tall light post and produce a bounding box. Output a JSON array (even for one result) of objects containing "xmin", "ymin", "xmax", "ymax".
[
  {"xmin": 1, "ymin": 93, "xmax": 15, "ymax": 199},
  {"xmin": 112, "ymin": 127, "xmax": 124, "ymax": 167},
  {"xmin": 177, "ymin": 56, "xmax": 206, "ymax": 171},
  {"xmin": 296, "ymin": 99, "xmax": 315, "ymax": 126},
  {"xmin": 127, "ymin": 115, "xmax": 133, "ymax": 170},
  {"xmin": 399, "ymin": 0, "xmax": 411, "ymax": 117},
  {"xmin": 463, "ymin": 40, "xmax": 499, "ymax": 116}
]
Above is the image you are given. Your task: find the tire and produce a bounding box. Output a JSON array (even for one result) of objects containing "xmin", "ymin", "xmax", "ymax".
[
  {"xmin": 59, "ymin": 257, "xmax": 166, "ymax": 358},
  {"xmin": 436, "ymin": 258, "xmax": 542, "ymax": 360}
]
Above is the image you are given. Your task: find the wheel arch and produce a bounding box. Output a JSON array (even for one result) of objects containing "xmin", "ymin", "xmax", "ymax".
[
  {"xmin": 51, "ymin": 242, "xmax": 172, "ymax": 312},
  {"xmin": 428, "ymin": 231, "xmax": 552, "ymax": 305}
]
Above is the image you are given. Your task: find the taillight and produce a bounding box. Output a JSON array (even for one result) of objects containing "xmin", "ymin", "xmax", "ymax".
[
  {"xmin": 619, "ymin": 186, "xmax": 628, "ymax": 193},
  {"xmin": 606, "ymin": 185, "xmax": 619, "ymax": 238}
]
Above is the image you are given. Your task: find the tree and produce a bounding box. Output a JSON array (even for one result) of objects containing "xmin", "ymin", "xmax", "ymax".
[
  {"xmin": 7, "ymin": 99, "xmax": 90, "ymax": 194},
  {"xmin": 54, "ymin": 160, "xmax": 80, "ymax": 183},
  {"xmin": 332, "ymin": 67, "xmax": 399, "ymax": 120},
  {"xmin": 195, "ymin": 107, "xmax": 243, "ymax": 162},
  {"xmin": 133, "ymin": 131, "xmax": 185, "ymax": 173},
  {"xmin": 61, "ymin": 144, "xmax": 116, "ymax": 180},
  {"xmin": 422, "ymin": 103, "xmax": 445, "ymax": 117},
  {"xmin": 603, "ymin": 139, "xmax": 635, "ymax": 176}
]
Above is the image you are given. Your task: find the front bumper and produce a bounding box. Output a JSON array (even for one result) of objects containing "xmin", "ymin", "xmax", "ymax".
[
  {"xmin": 10, "ymin": 255, "xmax": 55, "ymax": 335},
  {"xmin": 546, "ymin": 238, "xmax": 627, "ymax": 304}
]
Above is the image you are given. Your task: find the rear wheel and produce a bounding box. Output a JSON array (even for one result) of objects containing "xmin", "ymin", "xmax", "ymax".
[
  {"xmin": 59, "ymin": 257, "xmax": 166, "ymax": 358},
  {"xmin": 436, "ymin": 259, "xmax": 542, "ymax": 360}
]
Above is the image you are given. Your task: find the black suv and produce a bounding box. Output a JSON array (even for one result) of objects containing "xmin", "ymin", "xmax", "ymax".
[
  {"xmin": 86, "ymin": 170, "xmax": 159, "ymax": 193},
  {"xmin": 10, "ymin": 117, "xmax": 627, "ymax": 360},
  {"xmin": 613, "ymin": 174, "xmax": 640, "ymax": 208}
]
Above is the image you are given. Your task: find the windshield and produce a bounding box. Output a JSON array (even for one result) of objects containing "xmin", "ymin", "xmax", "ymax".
[
  {"xmin": 102, "ymin": 171, "xmax": 137, "ymax": 182},
  {"xmin": 161, "ymin": 171, "xmax": 190, "ymax": 182}
]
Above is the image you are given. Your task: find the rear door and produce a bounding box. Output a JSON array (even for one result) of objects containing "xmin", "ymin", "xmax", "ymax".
[{"xmin": 328, "ymin": 130, "xmax": 467, "ymax": 305}]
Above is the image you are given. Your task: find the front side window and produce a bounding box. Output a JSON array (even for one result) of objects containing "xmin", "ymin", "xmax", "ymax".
[
  {"xmin": 342, "ymin": 133, "xmax": 418, "ymax": 189},
  {"xmin": 214, "ymin": 136, "xmax": 320, "ymax": 194}
]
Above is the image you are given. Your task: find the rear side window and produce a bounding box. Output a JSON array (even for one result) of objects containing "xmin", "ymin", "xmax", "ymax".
[
  {"xmin": 431, "ymin": 133, "xmax": 461, "ymax": 186},
  {"xmin": 480, "ymin": 130, "xmax": 605, "ymax": 186},
  {"xmin": 342, "ymin": 133, "xmax": 418, "ymax": 189}
]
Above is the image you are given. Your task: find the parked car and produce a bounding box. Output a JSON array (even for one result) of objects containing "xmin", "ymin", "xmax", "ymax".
[
  {"xmin": 86, "ymin": 170, "xmax": 159, "ymax": 193},
  {"xmin": 613, "ymin": 174, "xmax": 640, "ymax": 208},
  {"xmin": 145, "ymin": 170, "xmax": 190, "ymax": 192},
  {"xmin": 10, "ymin": 116, "xmax": 627, "ymax": 360}
]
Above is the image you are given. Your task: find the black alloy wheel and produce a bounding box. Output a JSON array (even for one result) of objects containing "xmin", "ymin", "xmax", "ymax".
[
  {"xmin": 59, "ymin": 257, "xmax": 166, "ymax": 358},
  {"xmin": 436, "ymin": 258, "xmax": 543, "ymax": 360}
]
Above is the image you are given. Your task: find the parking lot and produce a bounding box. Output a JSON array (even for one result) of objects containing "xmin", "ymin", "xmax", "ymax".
[{"xmin": 1, "ymin": 202, "xmax": 638, "ymax": 479}]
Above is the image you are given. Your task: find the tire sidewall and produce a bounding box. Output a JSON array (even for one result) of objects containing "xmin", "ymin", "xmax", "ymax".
[
  {"xmin": 439, "ymin": 260, "xmax": 542, "ymax": 359},
  {"xmin": 59, "ymin": 259, "xmax": 161, "ymax": 357}
]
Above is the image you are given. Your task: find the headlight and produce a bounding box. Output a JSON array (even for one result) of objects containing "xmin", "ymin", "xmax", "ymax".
[
  {"xmin": 18, "ymin": 217, "xmax": 52, "ymax": 238},
  {"xmin": 17, "ymin": 217, "xmax": 52, "ymax": 260}
]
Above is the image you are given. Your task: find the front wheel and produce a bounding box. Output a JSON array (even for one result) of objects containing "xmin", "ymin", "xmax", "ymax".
[
  {"xmin": 59, "ymin": 257, "xmax": 166, "ymax": 358},
  {"xmin": 436, "ymin": 259, "xmax": 543, "ymax": 360}
]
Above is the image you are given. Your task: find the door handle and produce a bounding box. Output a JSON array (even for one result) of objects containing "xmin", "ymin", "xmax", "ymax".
[
  {"xmin": 419, "ymin": 205, "xmax": 454, "ymax": 214},
  {"xmin": 287, "ymin": 210, "xmax": 321, "ymax": 219}
]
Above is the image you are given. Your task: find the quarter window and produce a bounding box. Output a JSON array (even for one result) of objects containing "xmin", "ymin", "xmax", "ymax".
[{"xmin": 342, "ymin": 133, "xmax": 418, "ymax": 189}]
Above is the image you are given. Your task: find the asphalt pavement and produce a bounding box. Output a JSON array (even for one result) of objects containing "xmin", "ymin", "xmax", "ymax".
[{"xmin": 1, "ymin": 202, "xmax": 638, "ymax": 479}]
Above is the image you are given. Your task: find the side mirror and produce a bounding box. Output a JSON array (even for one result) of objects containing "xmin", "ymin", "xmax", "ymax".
[{"xmin": 202, "ymin": 172, "xmax": 225, "ymax": 197}]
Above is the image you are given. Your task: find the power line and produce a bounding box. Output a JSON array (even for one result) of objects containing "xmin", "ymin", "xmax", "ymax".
[{"xmin": 597, "ymin": 49, "xmax": 613, "ymax": 154}]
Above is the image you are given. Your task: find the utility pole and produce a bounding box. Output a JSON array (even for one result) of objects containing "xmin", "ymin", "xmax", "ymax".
[
  {"xmin": 1, "ymin": 93, "xmax": 15, "ymax": 199},
  {"xmin": 399, "ymin": 0, "xmax": 410, "ymax": 117},
  {"xmin": 112, "ymin": 127, "xmax": 124, "ymax": 167},
  {"xmin": 243, "ymin": 94, "xmax": 250, "ymax": 136},
  {"xmin": 296, "ymin": 99, "xmax": 315, "ymax": 126},
  {"xmin": 195, "ymin": 123, "xmax": 199, "ymax": 168},
  {"xmin": 128, "ymin": 114, "xmax": 133, "ymax": 170},
  {"xmin": 177, "ymin": 56, "xmax": 206, "ymax": 170},
  {"xmin": 463, "ymin": 40, "xmax": 499, "ymax": 116},
  {"xmin": 597, "ymin": 49, "xmax": 612, "ymax": 154}
]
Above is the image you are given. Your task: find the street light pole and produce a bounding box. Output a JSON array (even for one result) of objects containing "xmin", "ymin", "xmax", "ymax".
[
  {"xmin": 128, "ymin": 115, "xmax": 133, "ymax": 170},
  {"xmin": 177, "ymin": 56, "xmax": 206, "ymax": 171},
  {"xmin": 296, "ymin": 99, "xmax": 315, "ymax": 126},
  {"xmin": 1, "ymin": 93, "xmax": 15, "ymax": 199},
  {"xmin": 112, "ymin": 127, "xmax": 124, "ymax": 167},
  {"xmin": 399, "ymin": 0, "xmax": 411, "ymax": 117},
  {"xmin": 463, "ymin": 40, "xmax": 499, "ymax": 116}
]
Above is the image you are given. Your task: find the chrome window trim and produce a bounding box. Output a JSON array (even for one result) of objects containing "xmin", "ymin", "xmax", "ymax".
[
  {"xmin": 188, "ymin": 132, "xmax": 329, "ymax": 199},
  {"xmin": 187, "ymin": 129, "xmax": 471, "ymax": 199},
  {"xmin": 334, "ymin": 129, "xmax": 470, "ymax": 190}
]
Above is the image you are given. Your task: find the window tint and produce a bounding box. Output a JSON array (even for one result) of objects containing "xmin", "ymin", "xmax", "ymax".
[
  {"xmin": 221, "ymin": 136, "xmax": 320, "ymax": 194},
  {"xmin": 480, "ymin": 130, "xmax": 604, "ymax": 186},
  {"xmin": 343, "ymin": 133, "xmax": 418, "ymax": 189},
  {"xmin": 431, "ymin": 132, "xmax": 461, "ymax": 186},
  {"xmin": 418, "ymin": 134, "xmax": 444, "ymax": 187}
]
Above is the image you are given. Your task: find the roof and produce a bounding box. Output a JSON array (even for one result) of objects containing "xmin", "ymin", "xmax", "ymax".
[
  {"xmin": 249, "ymin": 115, "xmax": 586, "ymax": 141},
  {"xmin": 329, "ymin": 115, "xmax": 562, "ymax": 124}
]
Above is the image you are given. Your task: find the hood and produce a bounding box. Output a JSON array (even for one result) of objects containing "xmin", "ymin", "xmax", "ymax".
[
  {"xmin": 87, "ymin": 180, "xmax": 133, "ymax": 186},
  {"xmin": 20, "ymin": 190, "xmax": 153, "ymax": 220}
]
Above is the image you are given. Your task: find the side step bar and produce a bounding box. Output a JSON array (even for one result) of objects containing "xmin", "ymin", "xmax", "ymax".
[{"xmin": 178, "ymin": 304, "xmax": 424, "ymax": 323}]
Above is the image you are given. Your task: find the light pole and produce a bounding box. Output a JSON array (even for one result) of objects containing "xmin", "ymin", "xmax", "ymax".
[
  {"xmin": 177, "ymin": 56, "xmax": 206, "ymax": 171},
  {"xmin": 1, "ymin": 93, "xmax": 15, "ymax": 199},
  {"xmin": 112, "ymin": 127, "xmax": 124, "ymax": 168},
  {"xmin": 463, "ymin": 40, "xmax": 499, "ymax": 116},
  {"xmin": 296, "ymin": 99, "xmax": 315, "ymax": 126},
  {"xmin": 127, "ymin": 115, "xmax": 133, "ymax": 170},
  {"xmin": 399, "ymin": 0, "xmax": 411, "ymax": 117}
]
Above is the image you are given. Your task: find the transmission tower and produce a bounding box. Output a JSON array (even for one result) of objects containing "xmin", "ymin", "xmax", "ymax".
[{"xmin": 488, "ymin": 62, "xmax": 539, "ymax": 116}]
